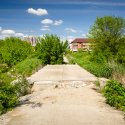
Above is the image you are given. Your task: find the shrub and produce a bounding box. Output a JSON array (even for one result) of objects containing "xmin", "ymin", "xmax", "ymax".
[
  {"xmin": 0, "ymin": 37, "xmax": 33, "ymax": 67},
  {"xmin": 0, "ymin": 83, "xmax": 18, "ymax": 114},
  {"xmin": 0, "ymin": 75, "xmax": 31, "ymax": 114},
  {"xmin": 103, "ymin": 80, "xmax": 125, "ymax": 111}
]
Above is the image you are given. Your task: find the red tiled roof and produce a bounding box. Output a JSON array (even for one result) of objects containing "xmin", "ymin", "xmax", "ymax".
[{"xmin": 71, "ymin": 38, "xmax": 89, "ymax": 43}]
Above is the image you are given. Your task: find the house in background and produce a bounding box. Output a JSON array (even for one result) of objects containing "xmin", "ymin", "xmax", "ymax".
[{"xmin": 70, "ymin": 38, "xmax": 92, "ymax": 52}]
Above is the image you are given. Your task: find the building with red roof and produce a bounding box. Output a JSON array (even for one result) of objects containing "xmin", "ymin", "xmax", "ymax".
[{"xmin": 70, "ymin": 38, "xmax": 92, "ymax": 51}]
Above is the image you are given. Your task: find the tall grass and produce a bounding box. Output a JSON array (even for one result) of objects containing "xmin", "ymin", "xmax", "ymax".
[
  {"xmin": 109, "ymin": 62, "xmax": 125, "ymax": 85},
  {"xmin": 11, "ymin": 57, "xmax": 41, "ymax": 76}
]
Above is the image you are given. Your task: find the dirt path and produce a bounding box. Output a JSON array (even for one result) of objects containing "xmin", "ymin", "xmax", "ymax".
[{"xmin": 0, "ymin": 65, "xmax": 125, "ymax": 125}]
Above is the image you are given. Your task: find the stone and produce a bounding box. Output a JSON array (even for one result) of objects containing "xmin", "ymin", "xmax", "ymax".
[{"xmin": 98, "ymin": 78, "xmax": 109, "ymax": 88}]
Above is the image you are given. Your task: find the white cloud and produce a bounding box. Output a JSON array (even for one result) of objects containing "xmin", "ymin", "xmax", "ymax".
[
  {"xmin": 40, "ymin": 28, "xmax": 51, "ymax": 31},
  {"xmin": 53, "ymin": 20, "xmax": 63, "ymax": 26},
  {"xmin": 1, "ymin": 30, "xmax": 15, "ymax": 35},
  {"xmin": 27, "ymin": 8, "xmax": 48, "ymax": 16},
  {"xmin": 15, "ymin": 33, "xmax": 25, "ymax": 37},
  {"xmin": 41, "ymin": 19, "xmax": 63, "ymax": 26},
  {"xmin": 65, "ymin": 28, "xmax": 77, "ymax": 33},
  {"xmin": 0, "ymin": 28, "xmax": 27, "ymax": 39},
  {"xmin": 41, "ymin": 19, "xmax": 53, "ymax": 25}
]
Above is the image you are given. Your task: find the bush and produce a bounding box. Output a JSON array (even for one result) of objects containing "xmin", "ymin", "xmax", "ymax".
[
  {"xmin": 0, "ymin": 75, "xmax": 31, "ymax": 114},
  {"xmin": 35, "ymin": 34, "xmax": 68, "ymax": 64},
  {"xmin": 0, "ymin": 83, "xmax": 18, "ymax": 114},
  {"xmin": 0, "ymin": 37, "xmax": 33, "ymax": 67},
  {"xmin": 103, "ymin": 80, "xmax": 125, "ymax": 112},
  {"xmin": 12, "ymin": 57, "xmax": 41, "ymax": 76}
]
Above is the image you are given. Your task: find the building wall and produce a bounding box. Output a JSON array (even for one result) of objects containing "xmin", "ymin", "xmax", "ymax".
[{"xmin": 71, "ymin": 42, "xmax": 91, "ymax": 51}]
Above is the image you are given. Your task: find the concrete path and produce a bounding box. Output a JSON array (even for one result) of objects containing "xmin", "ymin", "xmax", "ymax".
[{"xmin": 28, "ymin": 64, "xmax": 97, "ymax": 83}]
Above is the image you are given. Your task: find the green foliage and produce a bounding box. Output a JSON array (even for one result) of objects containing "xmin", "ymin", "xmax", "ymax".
[
  {"xmin": 0, "ymin": 64, "xmax": 9, "ymax": 73},
  {"xmin": 62, "ymin": 40, "xmax": 69, "ymax": 54},
  {"xmin": 11, "ymin": 57, "xmax": 41, "ymax": 76},
  {"xmin": 0, "ymin": 75, "xmax": 31, "ymax": 114},
  {"xmin": 0, "ymin": 83, "xmax": 18, "ymax": 114},
  {"xmin": 35, "ymin": 34, "xmax": 68, "ymax": 64},
  {"xmin": 103, "ymin": 80, "xmax": 125, "ymax": 111},
  {"xmin": 0, "ymin": 73, "xmax": 15, "ymax": 84},
  {"xmin": 0, "ymin": 37, "xmax": 33, "ymax": 67},
  {"xmin": 84, "ymin": 63, "xmax": 112, "ymax": 78},
  {"xmin": 0, "ymin": 40, "xmax": 4, "ymax": 48},
  {"xmin": 89, "ymin": 16, "xmax": 125, "ymax": 64}
]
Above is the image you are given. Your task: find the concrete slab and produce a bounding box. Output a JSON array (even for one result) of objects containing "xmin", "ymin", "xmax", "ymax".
[{"xmin": 28, "ymin": 64, "xmax": 97, "ymax": 83}]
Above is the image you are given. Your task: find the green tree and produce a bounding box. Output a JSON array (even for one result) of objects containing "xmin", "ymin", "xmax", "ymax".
[
  {"xmin": 0, "ymin": 37, "xmax": 33, "ymax": 67},
  {"xmin": 89, "ymin": 16, "xmax": 125, "ymax": 64},
  {"xmin": 35, "ymin": 34, "xmax": 68, "ymax": 64}
]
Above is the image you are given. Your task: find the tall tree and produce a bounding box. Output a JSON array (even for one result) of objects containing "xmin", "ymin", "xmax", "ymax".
[
  {"xmin": 89, "ymin": 16, "xmax": 125, "ymax": 63},
  {"xmin": 35, "ymin": 34, "xmax": 68, "ymax": 64}
]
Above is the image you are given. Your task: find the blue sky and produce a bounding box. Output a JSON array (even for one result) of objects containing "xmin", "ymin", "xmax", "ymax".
[{"xmin": 0, "ymin": 0, "xmax": 125, "ymax": 41}]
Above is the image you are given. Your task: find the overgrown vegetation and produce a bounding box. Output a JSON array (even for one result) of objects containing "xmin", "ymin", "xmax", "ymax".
[
  {"xmin": 0, "ymin": 75, "xmax": 30, "ymax": 114},
  {"xmin": 35, "ymin": 34, "xmax": 68, "ymax": 64},
  {"xmin": 0, "ymin": 37, "xmax": 33, "ymax": 67},
  {"xmin": 0, "ymin": 37, "xmax": 35, "ymax": 114},
  {"xmin": 11, "ymin": 57, "xmax": 41, "ymax": 76},
  {"xmin": 103, "ymin": 80, "xmax": 125, "ymax": 112}
]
